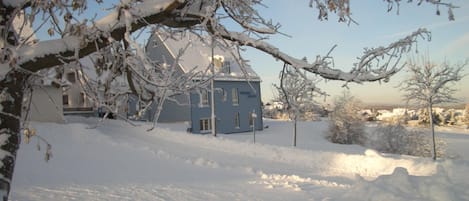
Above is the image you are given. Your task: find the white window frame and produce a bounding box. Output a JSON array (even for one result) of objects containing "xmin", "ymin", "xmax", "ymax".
[
  {"xmin": 201, "ymin": 89, "xmax": 209, "ymax": 106},
  {"xmin": 232, "ymin": 88, "xmax": 239, "ymax": 106},
  {"xmin": 222, "ymin": 88, "xmax": 227, "ymax": 102},
  {"xmin": 199, "ymin": 118, "xmax": 211, "ymax": 132},
  {"xmin": 234, "ymin": 112, "xmax": 240, "ymax": 129}
]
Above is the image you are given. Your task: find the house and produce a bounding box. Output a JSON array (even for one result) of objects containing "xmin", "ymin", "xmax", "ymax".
[
  {"xmin": 62, "ymin": 67, "xmax": 96, "ymax": 116},
  {"xmin": 29, "ymin": 65, "xmax": 97, "ymax": 122},
  {"xmin": 77, "ymin": 55, "xmax": 130, "ymax": 119},
  {"xmin": 14, "ymin": 11, "xmax": 64, "ymax": 123},
  {"xmin": 26, "ymin": 62, "xmax": 96, "ymax": 122},
  {"xmin": 28, "ymin": 72, "xmax": 65, "ymax": 123},
  {"xmin": 140, "ymin": 31, "xmax": 263, "ymax": 134}
]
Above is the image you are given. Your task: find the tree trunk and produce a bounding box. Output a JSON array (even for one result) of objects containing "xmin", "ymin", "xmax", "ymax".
[
  {"xmin": 253, "ymin": 118, "xmax": 256, "ymax": 144},
  {"xmin": 428, "ymin": 104, "xmax": 437, "ymax": 160},
  {"xmin": 0, "ymin": 71, "xmax": 27, "ymax": 200},
  {"xmin": 293, "ymin": 117, "xmax": 297, "ymax": 147}
]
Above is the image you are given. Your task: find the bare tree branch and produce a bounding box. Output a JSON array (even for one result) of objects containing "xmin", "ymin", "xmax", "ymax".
[{"xmin": 18, "ymin": 0, "xmax": 184, "ymax": 73}]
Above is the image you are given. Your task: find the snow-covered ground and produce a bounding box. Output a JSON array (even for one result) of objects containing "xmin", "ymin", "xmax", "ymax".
[{"xmin": 10, "ymin": 117, "xmax": 469, "ymax": 201}]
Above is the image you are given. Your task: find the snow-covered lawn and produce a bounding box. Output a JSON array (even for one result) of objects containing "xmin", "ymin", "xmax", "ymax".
[{"xmin": 10, "ymin": 117, "xmax": 469, "ymax": 201}]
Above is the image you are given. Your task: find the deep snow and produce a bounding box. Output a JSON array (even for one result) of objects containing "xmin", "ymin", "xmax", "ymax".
[{"xmin": 9, "ymin": 117, "xmax": 469, "ymax": 201}]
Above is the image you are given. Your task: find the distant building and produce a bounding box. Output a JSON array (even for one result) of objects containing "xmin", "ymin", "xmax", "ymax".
[
  {"xmin": 15, "ymin": 11, "xmax": 64, "ymax": 123},
  {"xmin": 62, "ymin": 67, "xmax": 95, "ymax": 116},
  {"xmin": 137, "ymin": 31, "xmax": 263, "ymax": 134},
  {"xmin": 28, "ymin": 76, "xmax": 65, "ymax": 123}
]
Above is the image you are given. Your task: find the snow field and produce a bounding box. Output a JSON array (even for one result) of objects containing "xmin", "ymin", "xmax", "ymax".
[{"xmin": 9, "ymin": 117, "xmax": 469, "ymax": 200}]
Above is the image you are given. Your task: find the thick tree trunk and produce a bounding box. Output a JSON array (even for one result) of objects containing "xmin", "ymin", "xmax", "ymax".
[{"xmin": 0, "ymin": 71, "xmax": 26, "ymax": 200}]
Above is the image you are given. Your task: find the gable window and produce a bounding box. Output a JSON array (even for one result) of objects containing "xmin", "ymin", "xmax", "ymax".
[
  {"xmin": 67, "ymin": 72, "xmax": 76, "ymax": 83},
  {"xmin": 201, "ymin": 89, "xmax": 209, "ymax": 106},
  {"xmin": 222, "ymin": 61, "xmax": 231, "ymax": 73},
  {"xmin": 199, "ymin": 118, "xmax": 211, "ymax": 132},
  {"xmin": 234, "ymin": 112, "xmax": 240, "ymax": 128},
  {"xmin": 232, "ymin": 88, "xmax": 239, "ymax": 106}
]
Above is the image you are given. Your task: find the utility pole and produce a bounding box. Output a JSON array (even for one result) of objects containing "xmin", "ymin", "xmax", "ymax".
[
  {"xmin": 252, "ymin": 109, "xmax": 257, "ymax": 143},
  {"xmin": 211, "ymin": 36, "xmax": 216, "ymax": 137}
]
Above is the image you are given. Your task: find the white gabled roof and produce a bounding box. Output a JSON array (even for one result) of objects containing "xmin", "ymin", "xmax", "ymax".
[{"xmin": 152, "ymin": 31, "xmax": 261, "ymax": 82}]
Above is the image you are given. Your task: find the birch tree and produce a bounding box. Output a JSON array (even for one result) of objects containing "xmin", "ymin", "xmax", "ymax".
[
  {"xmin": 274, "ymin": 63, "xmax": 327, "ymax": 146},
  {"xmin": 0, "ymin": 0, "xmax": 459, "ymax": 199},
  {"xmin": 400, "ymin": 56, "xmax": 467, "ymax": 160}
]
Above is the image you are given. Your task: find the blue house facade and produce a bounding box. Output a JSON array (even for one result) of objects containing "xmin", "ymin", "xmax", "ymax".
[
  {"xmin": 141, "ymin": 31, "xmax": 263, "ymax": 134},
  {"xmin": 190, "ymin": 81, "xmax": 263, "ymax": 134}
]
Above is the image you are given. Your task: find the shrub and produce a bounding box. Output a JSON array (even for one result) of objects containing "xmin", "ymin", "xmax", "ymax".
[
  {"xmin": 326, "ymin": 91, "xmax": 365, "ymax": 144},
  {"xmin": 365, "ymin": 124, "xmax": 446, "ymax": 158}
]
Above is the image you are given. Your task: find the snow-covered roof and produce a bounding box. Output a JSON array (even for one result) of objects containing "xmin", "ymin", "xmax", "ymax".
[
  {"xmin": 149, "ymin": 31, "xmax": 261, "ymax": 82},
  {"xmin": 12, "ymin": 12, "xmax": 62, "ymax": 87}
]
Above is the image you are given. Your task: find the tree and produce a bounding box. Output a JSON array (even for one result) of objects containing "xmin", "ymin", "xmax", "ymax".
[
  {"xmin": 78, "ymin": 39, "xmax": 203, "ymax": 130},
  {"xmin": 327, "ymin": 91, "xmax": 365, "ymax": 144},
  {"xmin": 399, "ymin": 56, "xmax": 467, "ymax": 160},
  {"xmin": 0, "ymin": 0, "xmax": 458, "ymax": 199},
  {"xmin": 274, "ymin": 63, "xmax": 327, "ymax": 146}
]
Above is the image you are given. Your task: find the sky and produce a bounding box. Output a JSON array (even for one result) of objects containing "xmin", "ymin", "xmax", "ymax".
[
  {"xmin": 32, "ymin": 0, "xmax": 469, "ymax": 106},
  {"xmin": 240, "ymin": 0, "xmax": 469, "ymax": 105}
]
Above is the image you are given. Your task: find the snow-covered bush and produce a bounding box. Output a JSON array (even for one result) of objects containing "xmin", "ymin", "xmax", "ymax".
[
  {"xmin": 326, "ymin": 91, "xmax": 365, "ymax": 144},
  {"xmin": 415, "ymin": 108, "xmax": 447, "ymax": 126},
  {"xmin": 365, "ymin": 124, "xmax": 446, "ymax": 158}
]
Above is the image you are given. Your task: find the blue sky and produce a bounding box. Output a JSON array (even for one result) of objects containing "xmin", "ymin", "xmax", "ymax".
[
  {"xmin": 242, "ymin": 0, "xmax": 469, "ymax": 105},
  {"xmin": 33, "ymin": 0, "xmax": 469, "ymax": 105}
]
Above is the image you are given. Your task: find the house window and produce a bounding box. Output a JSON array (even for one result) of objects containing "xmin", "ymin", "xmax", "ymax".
[
  {"xmin": 222, "ymin": 89, "xmax": 227, "ymax": 102},
  {"xmin": 201, "ymin": 89, "xmax": 209, "ymax": 106},
  {"xmin": 199, "ymin": 118, "xmax": 211, "ymax": 132},
  {"xmin": 67, "ymin": 72, "xmax": 76, "ymax": 83},
  {"xmin": 222, "ymin": 61, "xmax": 231, "ymax": 73},
  {"xmin": 80, "ymin": 92, "xmax": 86, "ymax": 106},
  {"xmin": 232, "ymin": 88, "xmax": 239, "ymax": 106},
  {"xmin": 63, "ymin": 94, "xmax": 69, "ymax": 106},
  {"xmin": 234, "ymin": 112, "xmax": 240, "ymax": 128}
]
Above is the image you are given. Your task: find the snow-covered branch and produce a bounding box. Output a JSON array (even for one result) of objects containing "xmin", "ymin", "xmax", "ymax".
[
  {"xmin": 400, "ymin": 57, "xmax": 467, "ymax": 106},
  {"xmin": 17, "ymin": 0, "xmax": 183, "ymax": 73},
  {"xmin": 221, "ymin": 0, "xmax": 280, "ymax": 34},
  {"xmin": 208, "ymin": 18, "xmax": 430, "ymax": 83},
  {"xmin": 384, "ymin": 0, "xmax": 458, "ymax": 20},
  {"xmin": 7, "ymin": 0, "xmax": 452, "ymax": 85},
  {"xmin": 0, "ymin": 0, "xmax": 463, "ymax": 199},
  {"xmin": 310, "ymin": 0, "xmax": 458, "ymax": 24}
]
